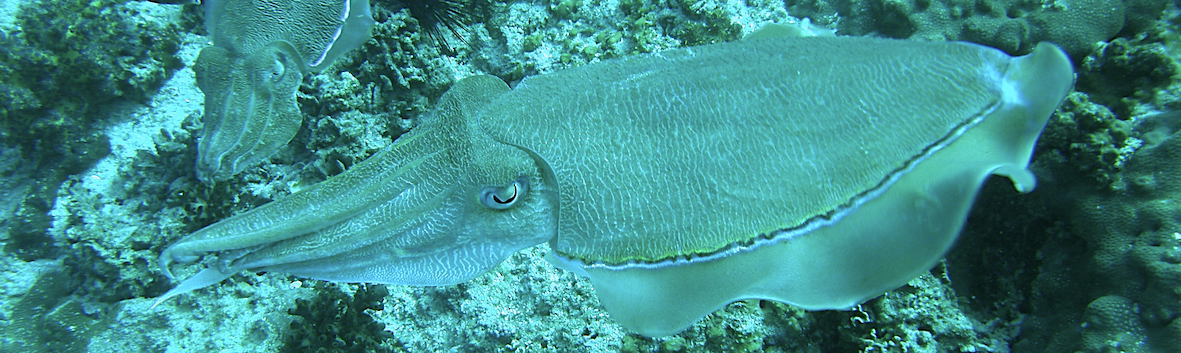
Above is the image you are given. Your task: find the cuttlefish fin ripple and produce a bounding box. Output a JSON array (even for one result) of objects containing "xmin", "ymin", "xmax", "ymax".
[{"xmin": 546, "ymin": 41, "xmax": 1073, "ymax": 336}]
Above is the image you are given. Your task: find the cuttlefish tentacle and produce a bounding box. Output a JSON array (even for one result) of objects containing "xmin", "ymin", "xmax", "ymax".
[
  {"xmin": 155, "ymin": 75, "xmax": 558, "ymax": 305},
  {"xmin": 229, "ymin": 158, "xmax": 460, "ymax": 273},
  {"xmin": 161, "ymin": 126, "xmax": 446, "ymax": 278},
  {"xmin": 194, "ymin": 41, "xmax": 306, "ymax": 181},
  {"xmin": 157, "ymin": 34, "xmax": 1073, "ymax": 337}
]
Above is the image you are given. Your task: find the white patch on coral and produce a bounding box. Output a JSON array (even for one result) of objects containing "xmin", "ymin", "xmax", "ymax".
[
  {"xmin": 79, "ymin": 32, "xmax": 205, "ymax": 198},
  {"xmin": 0, "ymin": 0, "xmax": 27, "ymax": 30}
]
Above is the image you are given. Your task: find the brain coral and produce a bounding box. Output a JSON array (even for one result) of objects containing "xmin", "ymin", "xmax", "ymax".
[{"xmin": 1066, "ymin": 114, "xmax": 1181, "ymax": 352}]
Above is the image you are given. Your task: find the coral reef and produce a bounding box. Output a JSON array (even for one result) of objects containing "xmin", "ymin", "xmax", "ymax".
[
  {"xmin": 1038, "ymin": 92, "xmax": 1135, "ymax": 189},
  {"xmin": 469, "ymin": 0, "xmax": 786, "ymax": 80},
  {"xmin": 1079, "ymin": 36, "xmax": 1180, "ymax": 117},
  {"xmin": 1014, "ymin": 113, "xmax": 1181, "ymax": 352},
  {"xmin": 0, "ymin": 0, "xmax": 185, "ymax": 155},
  {"xmin": 1076, "ymin": 114, "xmax": 1181, "ymax": 352},
  {"xmin": 0, "ymin": 0, "xmax": 185, "ymax": 264},
  {"xmin": 368, "ymin": 247, "xmax": 828, "ymax": 352},
  {"xmin": 1, "ymin": 0, "xmax": 1178, "ymax": 351},
  {"xmin": 292, "ymin": 4, "xmax": 454, "ymax": 183},
  {"xmin": 0, "ymin": 0, "xmax": 184, "ymax": 127},
  {"xmin": 788, "ymin": 0, "xmax": 1167, "ymax": 57}
]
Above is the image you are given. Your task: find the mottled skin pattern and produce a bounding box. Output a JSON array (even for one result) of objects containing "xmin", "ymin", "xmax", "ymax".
[
  {"xmin": 203, "ymin": 0, "xmax": 374, "ymax": 70},
  {"xmin": 490, "ymin": 37, "xmax": 1004, "ymax": 265},
  {"xmin": 158, "ymin": 35, "xmax": 1073, "ymax": 335}
]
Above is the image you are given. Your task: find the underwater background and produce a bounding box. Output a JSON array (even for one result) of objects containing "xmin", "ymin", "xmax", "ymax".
[{"xmin": 0, "ymin": 0, "xmax": 1179, "ymax": 352}]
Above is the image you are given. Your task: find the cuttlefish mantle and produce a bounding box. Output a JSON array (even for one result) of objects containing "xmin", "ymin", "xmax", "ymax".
[{"xmin": 156, "ymin": 34, "xmax": 1073, "ymax": 336}]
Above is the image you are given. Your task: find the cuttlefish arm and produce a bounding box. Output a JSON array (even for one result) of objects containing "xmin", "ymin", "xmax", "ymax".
[
  {"xmin": 154, "ymin": 76, "xmax": 558, "ymax": 307},
  {"xmin": 194, "ymin": 0, "xmax": 375, "ymax": 181},
  {"xmin": 193, "ymin": 42, "xmax": 305, "ymax": 181}
]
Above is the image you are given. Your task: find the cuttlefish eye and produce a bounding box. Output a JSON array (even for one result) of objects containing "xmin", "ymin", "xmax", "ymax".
[
  {"xmin": 480, "ymin": 178, "xmax": 527, "ymax": 210},
  {"xmin": 265, "ymin": 54, "xmax": 287, "ymax": 83}
]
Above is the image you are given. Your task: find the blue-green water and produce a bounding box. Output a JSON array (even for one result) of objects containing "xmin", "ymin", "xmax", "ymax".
[{"xmin": 0, "ymin": 0, "xmax": 1178, "ymax": 351}]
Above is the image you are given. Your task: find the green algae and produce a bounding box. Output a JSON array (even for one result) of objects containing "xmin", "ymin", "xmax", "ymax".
[
  {"xmin": 283, "ymin": 283, "xmax": 392, "ymax": 352},
  {"xmin": 293, "ymin": 4, "xmax": 452, "ymax": 182},
  {"xmin": 1039, "ymin": 92, "xmax": 1136, "ymax": 189},
  {"xmin": 1080, "ymin": 37, "xmax": 1180, "ymax": 117}
]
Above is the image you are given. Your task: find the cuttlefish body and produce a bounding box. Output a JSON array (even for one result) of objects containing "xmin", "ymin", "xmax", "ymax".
[{"xmin": 157, "ymin": 34, "xmax": 1073, "ymax": 336}]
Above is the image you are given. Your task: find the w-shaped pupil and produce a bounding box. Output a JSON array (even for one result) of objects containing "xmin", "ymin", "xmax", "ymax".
[{"xmin": 493, "ymin": 184, "xmax": 517, "ymax": 204}]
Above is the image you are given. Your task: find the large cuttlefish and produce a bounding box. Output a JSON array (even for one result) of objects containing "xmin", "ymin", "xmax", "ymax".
[{"xmin": 156, "ymin": 29, "xmax": 1073, "ymax": 336}]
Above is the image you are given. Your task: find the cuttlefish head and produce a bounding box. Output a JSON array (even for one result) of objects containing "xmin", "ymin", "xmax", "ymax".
[
  {"xmin": 154, "ymin": 75, "xmax": 558, "ymax": 306},
  {"xmin": 369, "ymin": 110, "xmax": 562, "ymax": 287},
  {"xmin": 333, "ymin": 73, "xmax": 562, "ymax": 285},
  {"xmin": 193, "ymin": 41, "xmax": 304, "ymax": 182}
]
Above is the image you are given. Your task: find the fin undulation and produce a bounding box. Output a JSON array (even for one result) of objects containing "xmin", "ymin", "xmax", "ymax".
[{"xmin": 515, "ymin": 39, "xmax": 1074, "ymax": 336}]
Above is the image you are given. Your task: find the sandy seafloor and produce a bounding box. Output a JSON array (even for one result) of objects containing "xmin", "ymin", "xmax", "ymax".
[{"xmin": 1, "ymin": 0, "xmax": 1180, "ymax": 352}]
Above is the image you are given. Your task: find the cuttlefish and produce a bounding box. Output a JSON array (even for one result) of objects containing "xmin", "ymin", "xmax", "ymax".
[
  {"xmin": 195, "ymin": 0, "xmax": 374, "ymax": 181},
  {"xmin": 156, "ymin": 31, "xmax": 1074, "ymax": 336}
]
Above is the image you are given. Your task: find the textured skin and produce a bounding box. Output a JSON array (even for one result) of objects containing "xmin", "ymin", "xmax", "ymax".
[
  {"xmin": 163, "ymin": 74, "xmax": 557, "ymax": 287},
  {"xmin": 196, "ymin": 0, "xmax": 374, "ymax": 180},
  {"xmin": 485, "ymin": 37, "xmax": 1004, "ymax": 264},
  {"xmin": 203, "ymin": 0, "xmax": 374, "ymax": 70}
]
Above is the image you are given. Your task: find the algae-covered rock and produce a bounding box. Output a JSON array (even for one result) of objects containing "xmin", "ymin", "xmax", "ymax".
[
  {"xmin": 1040, "ymin": 113, "xmax": 1181, "ymax": 352},
  {"xmin": 0, "ymin": 0, "xmax": 184, "ymax": 265},
  {"xmin": 838, "ymin": 271, "xmax": 1013, "ymax": 352},
  {"xmin": 0, "ymin": 0, "xmax": 184, "ymax": 144},
  {"xmin": 789, "ymin": 0, "xmax": 1166, "ymax": 57},
  {"xmin": 1080, "ymin": 37, "xmax": 1180, "ymax": 117},
  {"xmin": 293, "ymin": 5, "xmax": 445, "ymax": 182},
  {"xmin": 283, "ymin": 283, "xmax": 392, "ymax": 352},
  {"xmin": 1081, "ymin": 295, "xmax": 1147, "ymax": 352},
  {"xmin": 366, "ymin": 246, "xmax": 824, "ymax": 352},
  {"xmin": 1037, "ymin": 92, "xmax": 1135, "ymax": 189}
]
